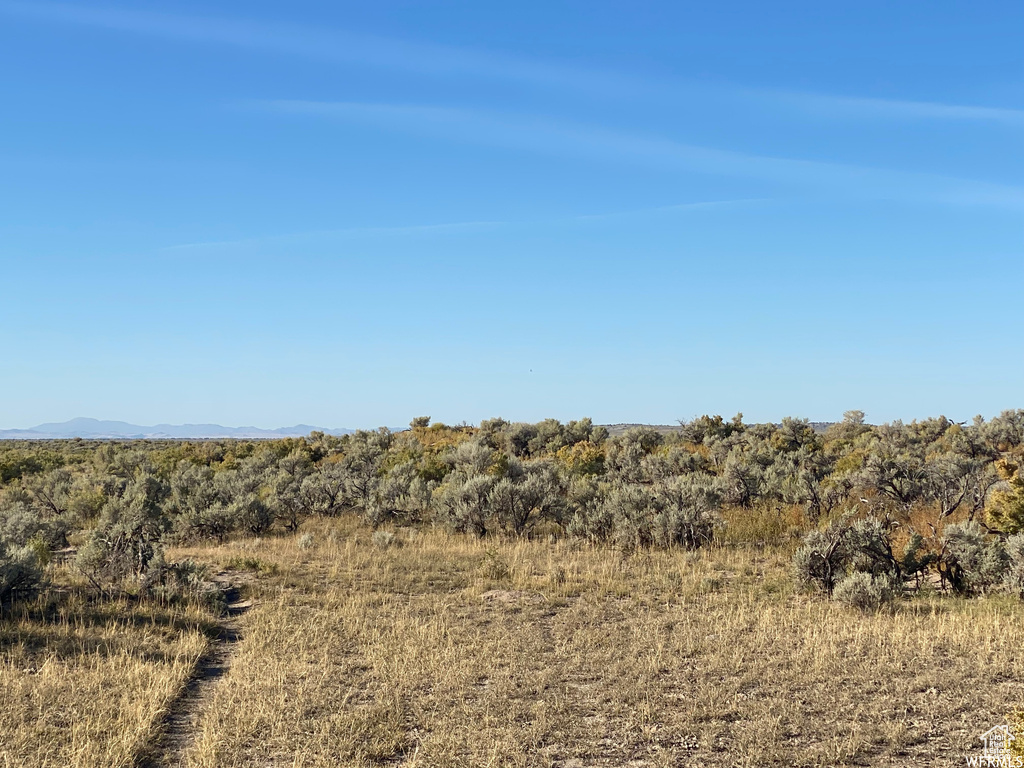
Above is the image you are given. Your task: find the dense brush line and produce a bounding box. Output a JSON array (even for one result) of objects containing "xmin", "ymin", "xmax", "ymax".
[{"xmin": 1, "ymin": 410, "xmax": 1023, "ymax": 607}]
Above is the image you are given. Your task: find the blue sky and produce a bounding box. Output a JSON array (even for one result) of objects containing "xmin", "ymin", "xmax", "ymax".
[{"xmin": 1, "ymin": 1, "xmax": 1021, "ymax": 429}]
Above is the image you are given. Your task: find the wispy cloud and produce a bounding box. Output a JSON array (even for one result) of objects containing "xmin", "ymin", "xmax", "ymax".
[
  {"xmin": 572, "ymin": 199, "xmax": 766, "ymax": 221},
  {"xmin": 0, "ymin": 1, "xmax": 634, "ymax": 96},
  {"xmin": 758, "ymin": 90, "xmax": 1024, "ymax": 126},
  {"xmin": 257, "ymin": 100, "xmax": 1024, "ymax": 209},
  {"xmin": 3, "ymin": 1, "xmax": 1021, "ymax": 125},
  {"xmin": 160, "ymin": 199, "xmax": 759, "ymax": 252},
  {"xmin": 160, "ymin": 220, "xmax": 506, "ymax": 252}
]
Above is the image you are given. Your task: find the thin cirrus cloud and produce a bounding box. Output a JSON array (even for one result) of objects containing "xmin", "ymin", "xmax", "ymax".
[
  {"xmin": 256, "ymin": 99, "xmax": 1024, "ymax": 210},
  {"xmin": 757, "ymin": 90, "xmax": 1024, "ymax": 127},
  {"xmin": 1, "ymin": 1, "xmax": 1021, "ymax": 126},
  {"xmin": 571, "ymin": 199, "xmax": 766, "ymax": 221},
  {"xmin": 160, "ymin": 199, "xmax": 759, "ymax": 253},
  {"xmin": 0, "ymin": 0, "xmax": 634, "ymax": 96},
  {"xmin": 160, "ymin": 220, "xmax": 508, "ymax": 252}
]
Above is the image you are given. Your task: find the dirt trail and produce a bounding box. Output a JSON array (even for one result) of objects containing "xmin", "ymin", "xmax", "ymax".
[{"xmin": 136, "ymin": 588, "xmax": 252, "ymax": 768}]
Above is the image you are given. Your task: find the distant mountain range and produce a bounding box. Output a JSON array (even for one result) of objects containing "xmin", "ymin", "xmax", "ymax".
[
  {"xmin": 2, "ymin": 418, "xmax": 842, "ymax": 441},
  {"xmin": 0, "ymin": 418, "xmax": 356, "ymax": 440}
]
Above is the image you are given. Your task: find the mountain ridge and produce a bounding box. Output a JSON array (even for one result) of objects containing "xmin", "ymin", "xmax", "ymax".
[{"xmin": 0, "ymin": 417, "xmax": 356, "ymax": 440}]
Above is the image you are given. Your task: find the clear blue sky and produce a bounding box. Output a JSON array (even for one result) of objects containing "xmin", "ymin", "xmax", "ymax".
[{"xmin": 1, "ymin": 1, "xmax": 1021, "ymax": 429}]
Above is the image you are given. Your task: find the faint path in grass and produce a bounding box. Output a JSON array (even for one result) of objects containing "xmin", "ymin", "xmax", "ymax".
[{"xmin": 136, "ymin": 583, "xmax": 253, "ymax": 768}]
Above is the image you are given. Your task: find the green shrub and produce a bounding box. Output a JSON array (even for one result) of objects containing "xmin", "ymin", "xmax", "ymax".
[
  {"xmin": 939, "ymin": 521, "xmax": 1008, "ymax": 596},
  {"xmin": 171, "ymin": 502, "xmax": 238, "ymax": 543},
  {"xmin": 605, "ymin": 484, "xmax": 659, "ymax": 551},
  {"xmin": 0, "ymin": 500, "xmax": 68, "ymax": 550},
  {"xmin": 225, "ymin": 555, "xmax": 278, "ymax": 574},
  {"xmin": 0, "ymin": 540, "xmax": 43, "ymax": 608},
  {"xmin": 489, "ymin": 462, "xmax": 564, "ymax": 536},
  {"xmin": 564, "ymin": 478, "xmax": 613, "ymax": 543},
  {"xmin": 833, "ymin": 571, "xmax": 900, "ymax": 611},
  {"xmin": 654, "ymin": 476, "xmax": 722, "ymax": 549},
  {"xmin": 479, "ymin": 548, "xmax": 510, "ymax": 580},
  {"xmin": 76, "ymin": 474, "xmax": 169, "ymax": 589},
  {"xmin": 1004, "ymin": 533, "xmax": 1024, "ymax": 597},
  {"xmin": 433, "ymin": 473, "xmax": 495, "ymax": 537},
  {"xmin": 987, "ymin": 460, "xmax": 1024, "ymax": 534},
  {"xmin": 146, "ymin": 555, "xmax": 226, "ymax": 611},
  {"xmin": 795, "ymin": 513, "xmax": 938, "ymax": 600},
  {"xmin": 793, "ymin": 517, "xmax": 854, "ymax": 594}
]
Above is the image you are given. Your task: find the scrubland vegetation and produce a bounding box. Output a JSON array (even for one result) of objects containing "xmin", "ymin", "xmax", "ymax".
[{"xmin": 2, "ymin": 410, "xmax": 1024, "ymax": 766}]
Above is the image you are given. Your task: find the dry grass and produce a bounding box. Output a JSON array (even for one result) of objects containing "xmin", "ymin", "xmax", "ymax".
[
  {"xmin": 1, "ymin": 520, "xmax": 1018, "ymax": 767},
  {"xmin": 0, "ymin": 578, "xmax": 213, "ymax": 768},
  {"xmin": 167, "ymin": 520, "xmax": 1024, "ymax": 768}
]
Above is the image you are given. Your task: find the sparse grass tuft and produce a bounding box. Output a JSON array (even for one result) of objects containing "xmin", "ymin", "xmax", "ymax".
[
  {"xmin": 224, "ymin": 555, "xmax": 279, "ymax": 574},
  {"xmin": 371, "ymin": 529, "xmax": 399, "ymax": 549}
]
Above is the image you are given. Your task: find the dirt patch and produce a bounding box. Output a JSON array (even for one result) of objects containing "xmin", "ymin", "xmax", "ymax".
[{"xmin": 479, "ymin": 589, "xmax": 547, "ymax": 605}]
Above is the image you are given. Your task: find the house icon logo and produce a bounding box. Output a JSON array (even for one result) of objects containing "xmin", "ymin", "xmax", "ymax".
[
  {"xmin": 982, "ymin": 725, "xmax": 1015, "ymax": 757},
  {"xmin": 968, "ymin": 725, "xmax": 1021, "ymax": 767}
]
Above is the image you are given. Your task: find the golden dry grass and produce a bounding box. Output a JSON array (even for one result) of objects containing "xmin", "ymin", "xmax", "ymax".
[
  {"xmin": 1, "ymin": 518, "xmax": 1019, "ymax": 767},
  {"xmin": 168, "ymin": 520, "xmax": 1024, "ymax": 768},
  {"xmin": 0, "ymin": 580, "xmax": 213, "ymax": 768}
]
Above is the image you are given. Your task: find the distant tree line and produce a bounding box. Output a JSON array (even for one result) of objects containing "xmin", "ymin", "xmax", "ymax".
[{"xmin": 1, "ymin": 410, "xmax": 1023, "ymax": 609}]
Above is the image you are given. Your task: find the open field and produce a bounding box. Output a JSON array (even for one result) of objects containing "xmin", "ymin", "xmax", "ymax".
[
  {"xmin": 175, "ymin": 522, "xmax": 1024, "ymax": 768},
  {"xmin": 0, "ymin": 583, "xmax": 212, "ymax": 768},
  {"xmin": 5, "ymin": 516, "xmax": 1019, "ymax": 768}
]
